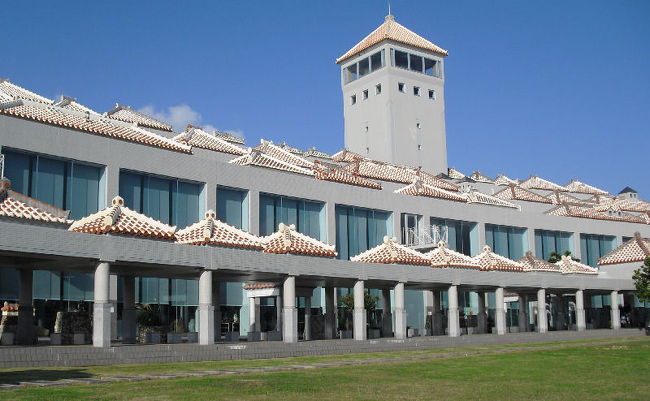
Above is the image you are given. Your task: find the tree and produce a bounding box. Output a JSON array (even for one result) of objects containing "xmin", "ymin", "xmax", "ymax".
[
  {"xmin": 632, "ymin": 257, "xmax": 650, "ymax": 303},
  {"xmin": 339, "ymin": 291, "xmax": 379, "ymax": 312},
  {"xmin": 548, "ymin": 250, "xmax": 579, "ymax": 264}
]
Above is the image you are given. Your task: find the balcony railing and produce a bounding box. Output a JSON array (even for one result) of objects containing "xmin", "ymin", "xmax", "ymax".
[{"xmin": 403, "ymin": 225, "xmax": 449, "ymax": 247}]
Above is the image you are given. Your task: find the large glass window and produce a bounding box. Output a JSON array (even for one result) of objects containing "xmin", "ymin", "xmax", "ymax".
[
  {"xmin": 119, "ymin": 170, "xmax": 203, "ymax": 229},
  {"xmin": 259, "ymin": 194, "xmax": 324, "ymax": 240},
  {"xmin": 217, "ymin": 187, "xmax": 249, "ymax": 230},
  {"xmin": 485, "ymin": 224, "xmax": 527, "ymax": 260},
  {"xmin": 580, "ymin": 234, "xmax": 616, "ymax": 267},
  {"xmin": 391, "ymin": 48, "xmax": 441, "ymax": 78},
  {"xmin": 2, "ymin": 148, "xmax": 103, "ymax": 219},
  {"xmin": 335, "ymin": 205, "xmax": 392, "ymax": 260},
  {"xmin": 431, "ymin": 218, "xmax": 478, "ymax": 256},
  {"xmin": 535, "ymin": 230, "xmax": 573, "ymax": 260},
  {"xmin": 343, "ymin": 50, "xmax": 385, "ymax": 84}
]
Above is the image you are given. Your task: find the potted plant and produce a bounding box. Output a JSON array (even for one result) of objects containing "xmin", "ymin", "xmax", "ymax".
[{"xmin": 136, "ymin": 304, "xmax": 164, "ymax": 344}]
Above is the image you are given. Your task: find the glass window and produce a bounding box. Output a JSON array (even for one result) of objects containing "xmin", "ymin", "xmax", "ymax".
[
  {"xmin": 370, "ymin": 51, "xmax": 383, "ymax": 71},
  {"xmin": 398, "ymin": 82, "xmax": 405, "ymax": 92},
  {"xmin": 430, "ymin": 218, "xmax": 477, "ymax": 257},
  {"xmin": 217, "ymin": 187, "xmax": 248, "ymax": 230},
  {"xmin": 344, "ymin": 64, "xmax": 357, "ymax": 84},
  {"xmin": 335, "ymin": 205, "xmax": 391, "ymax": 260},
  {"xmin": 259, "ymin": 194, "xmax": 324, "ymax": 240},
  {"xmin": 375, "ymin": 84, "xmax": 382, "ymax": 94},
  {"xmin": 429, "ymin": 90, "xmax": 436, "ymax": 100},
  {"xmin": 409, "ymin": 54, "xmax": 423, "ymax": 73},
  {"xmin": 534, "ymin": 230, "xmax": 573, "ymax": 260},
  {"xmin": 580, "ymin": 234, "xmax": 616, "ymax": 267},
  {"xmin": 424, "ymin": 58, "xmax": 437, "ymax": 76},
  {"xmin": 413, "ymin": 86, "xmax": 420, "ymax": 96},
  {"xmin": 362, "ymin": 89, "xmax": 368, "ymax": 100},
  {"xmin": 358, "ymin": 58, "xmax": 370, "ymax": 77},
  {"xmin": 350, "ymin": 95, "xmax": 356, "ymax": 105},
  {"xmin": 486, "ymin": 224, "xmax": 527, "ymax": 260},
  {"xmin": 395, "ymin": 50, "xmax": 409, "ymax": 69}
]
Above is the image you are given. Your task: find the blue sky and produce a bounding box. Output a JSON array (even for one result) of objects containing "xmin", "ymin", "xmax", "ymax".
[{"xmin": 4, "ymin": 1, "xmax": 650, "ymax": 196}]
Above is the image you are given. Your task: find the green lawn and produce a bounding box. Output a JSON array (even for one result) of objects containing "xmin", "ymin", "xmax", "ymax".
[{"xmin": 2, "ymin": 338, "xmax": 649, "ymax": 400}]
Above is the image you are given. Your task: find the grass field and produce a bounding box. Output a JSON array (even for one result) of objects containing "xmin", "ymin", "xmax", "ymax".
[{"xmin": 2, "ymin": 337, "xmax": 649, "ymax": 400}]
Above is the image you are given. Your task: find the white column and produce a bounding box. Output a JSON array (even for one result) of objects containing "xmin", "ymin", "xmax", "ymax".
[
  {"xmin": 304, "ymin": 296, "xmax": 312, "ymax": 341},
  {"xmin": 477, "ymin": 291, "xmax": 487, "ymax": 334},
  {"xmin": 575, "ymin": 290, "xmax": 586, "ymax": 331},
  {"xmin": 610, "ymin": 291, "xmax": 620, "ymax": 330},
  {"xmin": 432, "ymin": 289, "xmax": 442, "ymax": 336},
  {"xmin": 276, "ymin": 295, "xmax": 282, "ymax": 332},
  {"xmin": 324, "ymin": 286, "xmax": 335, "ymax": 339},
  {"xmin": 213, "ymin": 280, "xmax": 221, "ymax": 342},
  {"xmin": 495, "ymin": 287, "xmax": 506, "ymax": 335},
  {"xmin": 122, "ymin": 276, "xmax": 136, "ymax": 344},
  {"xmin": 17, "ymin": 269, "xmax": 34, "ymax": 345},
  {"xmin": 198, "ymin": 270, "xmax": 214, "ymax": 345},
  {"xmin": 353, "ymin": 280, "xmax": 366, "ymax": 341},
  {"xmin": 448, "ymin": 285, "xmax": 460, "ymax": 337},
  {"xmin": 93, "ymin": 262, "xmax": 111, "ymax": 347},
  {"xmin": 394, "ymin": 282, "xmax": 407, "ymax": 339},
  {"xmin": 254, "ymin": 298, "xmax": 261, "ymax": 332},
  {"xmin": 424, "ymin": 290, "xmax": 434, "ymax": 336},
  {"xmin": 517, "ymin": 294, "xmax": 527, "ymax": 333},
  {"xmin": 248, "ymin": 297, "xmax": 257, "ymax": 333},
  {"xmin": 537, "ymin": 288, "xmax": 547, "ymax": 333},
  {"xmin": 283, "ymin": 276, "xmax": 297, "ymax": 343}
]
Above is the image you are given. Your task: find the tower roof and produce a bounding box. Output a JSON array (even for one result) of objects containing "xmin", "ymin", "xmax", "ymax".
[{"xmin": 336, "ymin": 15, "xmax": 448, "ymax": 64}]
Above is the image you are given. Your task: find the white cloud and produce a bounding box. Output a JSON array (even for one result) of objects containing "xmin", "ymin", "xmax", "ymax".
[{"xmin": 137, "ymin": 105, "xmax": 244, "ymax": 140}]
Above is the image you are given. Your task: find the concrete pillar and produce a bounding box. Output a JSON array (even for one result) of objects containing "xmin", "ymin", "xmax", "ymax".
[
  {"xmin": 353, "ymin": 280, "xmax": 366, "ymax": 341},
  {"xmin": 575, "ymin": 290, "xmax": 586, "ymax": 331},
  {"xmin": 324, "ymin": 286, "xmax": 335, "ymax": 339},
  {"xmin": 537, "ymin": 289, "xmax": 547, "ymax": 333},
  {"xmin": 254, "ymin": 298, "xmax": 261, "ymax": 332},
  {"xmin": 394, "ymin": 282, "xmax": 407, "ymax": 340},
  {"xmin": 248, "ymin": 190, "xmax": 260, "ymax": 235},
  {"xmin": 110, "ymin": 275, "xmax": 118, "ymax": 341},
  {"xmin": 423, "ymin": 290, "xmax": 434, "ymax": 336},
  {"xmin": 517, "ymin": 294, "xmax": 528, "ymax": 333},
  {"xmin": 93, "ymin": 262, "xmax": 111, "ymax": 347},
  {"xmin": 304, "ymin": 296, "xmax": 312, "ymax": 341},
  {"xmin": 477, "ymin": 291, "xmax": 487, "ymax": 334},
  {"xmin": 276, "ymin": 295, "xmax": 282, "ymax": 332},
  {"xmin": 198, "ymin": 270, "xmax": 214, "ymax": 345},
  {"xmin": 495, "ymin": 287, "xmax": 506, "ymax": 335},
  {"xmin": 283, "ymin": 276, "xmax": 297, "ymax": 343},
  {"xmin": 448, "ymin": 285, "xmax": 460, "ymax": 337},
  {"xmin": 17, "ymin": 269, "xmax": 34, "ymax": 345},
  {"xmin": 432, "ymin": 289, "xmax": 442, "ymax": 336},
  {"xmin": 213, "ymin": 280, "xmax": 221, "ymax": 342},
  {"xmin": 610, "ymin": 290, "xmax": 621, "ymax": 330},
  {"xmin": 249, "ymin": 296, "xmax": 257, "ymax": 333},
  {"xmin": 122, "ymin": 276, "xmax": 136, "ymax": 344}
]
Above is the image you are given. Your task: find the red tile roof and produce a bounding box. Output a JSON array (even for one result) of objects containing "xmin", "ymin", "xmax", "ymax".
[
  {"xmin": 0, "ymin": 99, "xmax": 191, "ymax": 153},
  {"xmin": 493, "ymin": 185, "xmax": 553, "ymax": 204},
  {"xmin": 0, "ymin": 79, "xmax": 52, "ymax": 104},
  {"xmin": 494, "ymin": 174, "xmax": 518, "ymax": 186},
  {"xmin": 331, "ymin": 149, "xmax": 363, "ymax": 163},
  {"xmin": 447, "ymin": 168, "xmax": 466, "ymax": 180},
  {"xmin": 173, "ymin": 125, "xmax": 246, "ymax": 156},
  {"xmin": 519, "ymin": 175, "xmax": 566, "ymax": 192},
  {"xmin": 564, "ymin": 179, "xmax": 608, "ymax": 195},
  {"xmin": 555, "ymin": 255, "xmax": 598, "ymax": 275},
  {"xmin": 517, "ymin": 252, "xmax": 561, "ymax": 273},
  {"xmin": 175, "ymin": 210, "xmax": 262, "ymax": 249},
  {"xmin": 312, "ymin": 160, "xmax": 382, "ymax": 189},
  {"xmin": 230, "ymin": 149, "xmax": 314, "ymax": 176},
  {"xmin": 0, "ymin": 178, "xmax": 72, "ymax": 224},
  {"xmin": 253, "ymin": 140, "xmax": 313, "ymax": 169},
  {"xmin": 262, "ymin": 223, "xmax": 337, "ymax": 257},
  {"xmin": 303, "ymin": 147, "xmax": 332, "ymax": 159},
  {"xmin": 469, "ymin": 170, "xmax": 493, "ymax": 183},
  {"xmin": 69, "ymin": 196, "xmax": 176, "ymax": 239},
  {"xmin": 336, "ymin": 15, "xmax": 448, "ymax": 64},
  {"xmin": 342, "ymin": 158, "xmax": 459, "ymax": 191},
  {"xmin": 598, "ymin": 233, "xmax": 650, "ymax": 266},
  {"xmin": 546, "ymin": 190, "xmax": 593, "ymax": 205},
  {"xmin": 53, "ymin": 96, "xmax": 100, "ymax": 115},
  {"xmin": 214, "ymin": 130, "xmax": 245, "ymax": 145},
  {"xmin": 105, "ymin": 104, "xmax": 173, "ymax": 132},
  {"xmin": 546, "ymin": 202, "xmax": 648, "ymax": 224},
  {"xmin": 243, "ymin": 282, "xmax": 278, "ymax": 290},
  {"xmin": 472, "ymin": 246, "xmax": 524, "ymax": 272},
  {"xmin": 465, "ymin": 189, "xmax": 520, "ymax": 209},
  {"xmin": 351, "ymin": 236, "xmax": 430, "ymax": 265},
  {"xmin": 425, "ymin": 241, "xmax": 479, "ymax": 269},
  {"xmin": 395, "ymin": 181, "xmax": 467, "ymax": 202}
]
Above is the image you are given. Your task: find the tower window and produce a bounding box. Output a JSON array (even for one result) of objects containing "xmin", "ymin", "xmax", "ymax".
[
  {"xmin": 416, "ymin": 122, "xmax": 421, "ymax": 129},
  {"xmin": 362, "ymin": 89, "xmax": 368, "ymax": 100},
  {"xmin": 375, "ymin": 84, "xmax": 382, "ymax": 95},
  {"xmin": 364, "ymin": 126, "xmax": 368, "ymax": 133},
  {"xmin": 418, "ymin": 145, "xmax": 422, "ymax": 150},
  {"xmin": 413, "ymin": 86, "xmax": 420, "ymax": 96},
  {"xmin": 398, "ymin": 82, "xmax": 405, "ymax": 93},
  {"xmin": 429, "ymin": 90, "xmax": 436, "ymax": 100},
  {"xmin": 350, "ymin": 95, "xmax": 356, "ymax": 105}
]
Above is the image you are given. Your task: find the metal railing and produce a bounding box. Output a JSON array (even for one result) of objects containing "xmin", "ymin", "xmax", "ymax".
[{"xmin": 403, "ymin": 224, "xmax": 449, "ymax": 247}]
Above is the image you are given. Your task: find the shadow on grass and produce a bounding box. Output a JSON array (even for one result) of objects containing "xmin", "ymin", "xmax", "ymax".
[{"xmin": 0, "ymin": 369, "xmax": 93, "ymax": 385}]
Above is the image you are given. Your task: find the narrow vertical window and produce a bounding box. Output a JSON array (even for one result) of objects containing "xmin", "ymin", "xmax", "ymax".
[
  {"xmin": 398, "ymin": 82, "xmax": 405, "ymax": 93},
  {"xmin": 375, "ymin": 83, "xmax": 382, "ymax": 94},
  {"xmin": 413, "ymin": 86, "xmax": 420, "ymax": 96},
  {"xmin": 350, "ymin": 95, "xmax": 356, "ymax": 105},
  {"xmin": 362, "ymin": 89, "xmax": 368, "ymax": 100},
  {"xmin": 429, "ymin": 90, "xmax": 436, "ymax": 100}
]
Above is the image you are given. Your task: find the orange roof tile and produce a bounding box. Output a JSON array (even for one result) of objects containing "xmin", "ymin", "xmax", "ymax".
[
  {"xmin": 546, "ymin": 202, "xmax": 648, "ymax": 224},
  {"xmin": 175, "ymin": 210, "xmax": 262, "ymax": 249},
  {"xmin": 564, "ymin": 179, "xmax": 608, "ymax": 195},
  {"xmin": 230, "ymin": 149, "xmax": 314, "ymax": 176},
  {"xmin": 493, "ymin": 185, "xmax": 553, "ymax": 204},
  {"xmin": 494, "ymin": 174, "xmax": 518, "ymax": 186},
  {"xmin": 517, "ymin": 252, "xmax": 561, "ymax": 273},
  {"xmin": 555, "ymin": 255, "xmax": 598, "ymax": 275},
  {"xmin": 243, "ymin": 282, "xmax": 278, "ymax": 290},
  {"xmin": 331, "ymin": 149, "xmax": 363, "ymax": 163},
  {"xmin": 53, "ymin": 96, "xmax": 100, "ymax": 115},
  {"xmin": 343, "ymin": 158, "xmax": 458, "ymax": 191},
  {"xmin": 469, "ymin": 170, "xmax": 493, "ymax": 183},
  {"xmin": 465, "ymin": 189, "xmax": 520, "ymax": 209},
  {"xmin": 598, "ymin": 233, "xmax": 650, "ymax": 266},
  {"xmin": 394, "ymin": 181, "xmax": 467, "ymax": 202},
  {"xmin": 447, "ymin": 168, "xmax": 466, "ymax": 180},
  {"xmin": 0, "ymin": 178, "xmax": 72, "ymax": 224},
  {"xmin": 303, "ymin": 147, "xmax": 332, "ymax": 159},
  {"xmin": 253, "ymin": 140, "xmax": 313, "ymax": 169},
  {"xmin": 173, "ymin": 125, "xmax": 246, "ymax": 156},
  {"xmin": 351, "ymin": 236, "xmax": 430, "ymax": 265},
  {"xmin": 472, "ymin": 246, "xmax": 524, "ymax": 272},
  {"xmin": 337, "ymin": 15, "xmax": 448, "ymax": 64},
  {"xmin": 519, "ymin": 175, "xmax": 566, "ymax": 192},
  {"xmin": 69, "ymin": 196, "xmax": 176, "ymax": 239},
  {"xmin": 105, "ymin": 104, "xmax": 173, "ymax": 132},
  {"xmin": 425, "ymin": 241, "xmax": 479, "ymax": 269},
  {"xmin": 546, "ymin": 190, "xmax": 593, "ymax": 205},
  {"xmin": 0, "ymin": 79, "xmax": 52, "ymax": 104},
  {"xmin": 312, "ymin": 160, "xmax": 382, "ymax": 189},
  {"xmin": 262, "ymin": 223, "xmax": 337, "ymax": 257}
]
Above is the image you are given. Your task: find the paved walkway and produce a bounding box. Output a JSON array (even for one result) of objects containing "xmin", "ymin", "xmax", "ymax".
[
  {"xmin": 0, "ymin": 328, "xmax": 644, "ymax": 371},
  {"xmin": 1, "ymin": 333, "xmax": 646, "ymax": 390}
]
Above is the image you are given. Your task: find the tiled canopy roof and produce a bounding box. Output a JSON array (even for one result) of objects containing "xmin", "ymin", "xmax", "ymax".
[
  {"xmin": 351, "ymin": 236, "xmax": 430, "ymax": 265},
  {"xmin": 175, "ymin": 210, "xmax": 262, "ymax": 249},
  {"xmin": 277, "ymin": 141, "xmax": 303, "ymax": 155},
  {"xmin": 336, "ymin": 15, "xmax": 448, "ymax": 64},
  {"xmin": 0, "ymin": 99, "xmax": 191, "ymax": 153},
  {"xmin": 593, "ymin": 196, "xmax": 650, "ymax": 214},
  {"xmin": 494, "ymin": 174, "xmax": 518, "ymax": 186},
  {"xmin": 469, "ymin": 170, "xmax": 493, "ymax": 183},
  {"xmin": 546, "ymin": 202, "xmax": 648, "ymax": 225},
  {"xmin": 395, "ymin": 181, "xmax": 467, "ymax": 202},
  {"xmin": 342, "ymin": 159, "xmax": 459, "ymax": 191},
  {"xmin": 0, "ymin": 178, "xmax": 71, "ymax": 224},
  {"xmin": 69, "ymin": 196, "xmax": 176, "ymax": 239},
  {"xmin": 230, "ymin": 149, "xmax": 314, "ymax": 176},
  {"xmin": 564, "ymin": 179, "xmax": 608, "ymax": 195},
  {"xmin": 447, "ymin": 168, "xmax": 465, "ymax": 180},
  {"xmin": 331, "ymin": 149, "xmax": 363, "ymax": 163},
  {"xmin": 555, "ymin": 255, "xmax": 598, "ymax": 275},
  {"xmin": 214, "ymin": 130, "xmax": 245, "ymax": 145},
  {"xmin": 546, "ymin": 190, "xmax": 592, "ymax": 205},
  {"xmin": 0, "ymin": 79, "xmax": 52, "ymax": 104},
  {"xmin": 303, "ymin": 147, "xmax": 332, "ymax": 159},
  {"xmin": 465, "ymin": 189, "xmax": 520, "ymax": 209},
  {"xmin": 493, "ymin": 185, "xmax": 553, "ymax": 204},
  {"xmin": 473, "ymin": 246, "xmax": 524, "ymax": 272},
  {"xmin": 173, "ymin": 125, "xmax": 246, "ymax": 156},
  {"xmin": 312, "ymin": 160, "xmax": 382, "ymax": 189},
  {"xmin": 254, "ymin": 140, "xmax": 313, "ymax": 168},
  {"xmin": 243, "ymin": 282, "xmax": 278, "ymax": 290},
  {"xmin": 105, "ymin": 104, "xmax": 173, "ymax": 132},
  {"xmin": 519, "ymin": 175, "xmax": 566, "ymax": 192},
  {"xmin": 426, "ymin": 241, "xmax": 479, "ymax": 269},
  {"xmin": 262, "ymin": 223, "xmax": 337, "ymax": 257},
  {"xmin": 598, "ymin": 233, "xmax": 650, "ymax": 266},
  {"xmin": 53, "ymin": 96, "xmax": 100, "ymax": 115},
  {"xmin": 517, "ymin": 252, "xmax": 561, "ymax": 273}
]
